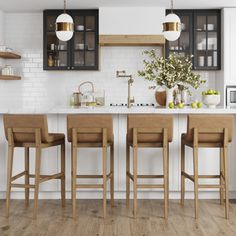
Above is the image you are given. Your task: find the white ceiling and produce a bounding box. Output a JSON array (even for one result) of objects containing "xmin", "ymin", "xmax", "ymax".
[{"xmin": 0, "ymin": 0, "xmax": 236, "ymax": 12}]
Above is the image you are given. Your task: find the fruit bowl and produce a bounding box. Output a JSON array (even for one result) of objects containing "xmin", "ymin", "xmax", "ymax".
[{"xmin": 202, "ymin": 94, "xmax": 220, "ymax": 108}]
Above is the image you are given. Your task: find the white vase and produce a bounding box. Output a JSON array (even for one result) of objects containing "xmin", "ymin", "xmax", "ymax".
[
  {"xmin": 181, "ymin": 89, "xmax": 188, "ymax": 104},
  {"xmin": 166, "ymin": 87, "xmax": 174, "ymax": 107}
]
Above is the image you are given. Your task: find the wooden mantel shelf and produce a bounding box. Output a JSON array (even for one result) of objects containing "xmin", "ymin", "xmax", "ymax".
[
  {"xmin": 99, "ymin": 35, "xmax": 165, "ymax": 46},
  {"xmin": 0, "ymin": 75, "xmax": 21, "ymax": 80},
  {"xmin": 0, "ymin": 51, "xmax": 21, "ymax": 59}
]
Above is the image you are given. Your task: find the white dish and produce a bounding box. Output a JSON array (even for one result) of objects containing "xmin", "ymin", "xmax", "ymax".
[
  {"xmin": 75, "ymin": 44, "xmax": 84, "ymax": 50},
  {"xmin": 204, "ymin": 24, "xmax": 214, "ymax": 31},
  {"xmin": 0, "ymin": 45, "xmax": 6, "ymax": 51},
  {"xmin": 76, "ymin": 25, "xmax": 84, "ymax": 31}
]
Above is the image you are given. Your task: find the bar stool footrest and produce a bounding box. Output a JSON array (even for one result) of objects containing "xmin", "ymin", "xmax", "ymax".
[
  {"xmin": 76, "ymin": 172, "xmax": 113, "ymax": 180},
  {"xmin": 76, "ymin": 184, "xmax": 103, "ymax": 188},
  {"xmin": 137, "ymin": 184, "xmax": 164, "ymax": 189},
  {"xmin": 198, "ymin": 184, "xmax": 225, "ymax": 189},
  {"xmin": 11, "ymin": 171, "xmax": 27, "ymax": 181},
  {"xmin": 182, "ymin": 172, "xmax": 222, "ymax": 182},
  {"xmin": 127, "ymin": 172, "xmax": 164, "ymax": 182},
  {"xmin": 11, "ymin": 183, "xmax": 35, "ymax": 188}
]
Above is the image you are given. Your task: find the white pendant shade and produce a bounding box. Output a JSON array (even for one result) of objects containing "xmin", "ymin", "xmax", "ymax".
[
  {"xmin": 56, "ymin": 13, "xmax": 74, "ymax": 41},
  {"xmin": 163, "ymin": 13, "xmax": 181, "ymax": 41}
]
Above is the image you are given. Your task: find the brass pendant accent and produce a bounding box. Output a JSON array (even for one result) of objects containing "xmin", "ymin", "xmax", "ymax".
[
  {"xmin": 56, "ymin": 22, "xmax": 74, "ymax": 31},
  {"xmin": 163, "ymin": 22, "xmax": 181, "ymax": 32}
]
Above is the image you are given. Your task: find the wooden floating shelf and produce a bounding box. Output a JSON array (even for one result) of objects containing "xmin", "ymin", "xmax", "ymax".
[
  {"xmin": 99, "ymin": 35, "xmax": 165, "ymax": 46},
  {"xmin": 0, "ymin": 75, "xmax": 21, "ymax": 80},
  {"xmin": 0, "ymin": 51, "xmax": 21, "ymax": 59}
]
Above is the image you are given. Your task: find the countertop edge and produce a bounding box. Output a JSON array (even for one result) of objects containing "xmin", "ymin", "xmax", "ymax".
[{"xmin": 1, "ymin": 106, "xmax": 236, "ymax": 114}]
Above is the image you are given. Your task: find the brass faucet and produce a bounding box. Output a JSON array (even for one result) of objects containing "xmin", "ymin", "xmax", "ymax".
[{"xmin": 116, "ymin": 70, "xmax": 135, "ymax": 108}]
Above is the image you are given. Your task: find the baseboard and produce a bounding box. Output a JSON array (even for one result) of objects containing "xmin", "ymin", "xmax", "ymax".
[{"xmin": 1, "ymin": 191, "xmax": 236, "ymax": 199}]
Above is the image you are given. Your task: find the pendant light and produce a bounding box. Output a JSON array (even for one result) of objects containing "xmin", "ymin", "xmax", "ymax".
[
  {"xmin": 163, "ymin": 0, "xmax": 181, "ymax": 41},
  {"xmin": 55, "ymin": 0, "xmax": 74, "ymax": 41}
]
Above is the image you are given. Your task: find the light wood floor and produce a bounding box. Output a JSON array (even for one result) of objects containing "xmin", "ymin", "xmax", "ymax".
[{"xmin": 1, "ymin": 199, "xmax": 236, "ymax": 236}]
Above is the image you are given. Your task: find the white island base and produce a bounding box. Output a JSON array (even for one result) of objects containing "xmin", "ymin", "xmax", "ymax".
[{"xmin": 0, "ymin": 106, "xmax": 236, "ymax": 200}]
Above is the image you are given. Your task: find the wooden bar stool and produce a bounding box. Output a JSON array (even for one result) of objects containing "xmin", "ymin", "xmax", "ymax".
[
  {"xmin": 126, "ymin": 115, "xmax": 173, "ymax": 218},
  {"xmin": 67, "ymin": 115, "xmax": 114, "ymax": 218},
  {"xmin": 181, "ymin": 115, "xmax": 233, "ymax": 219},
  {"xmin": 4, "ymin": 114, "xmax": 65, "ymax": 218}
]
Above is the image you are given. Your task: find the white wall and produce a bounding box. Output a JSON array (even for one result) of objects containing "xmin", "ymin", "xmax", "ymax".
[
  {"xmin": 0, "ymin": 10, "xmax": 4, "ymax": 67},
  {"xmin": 0, "ymin": 10, "xmax": 4, "ymax": 44},
  {"xmin": 0, "ymin": 10, "xmax": 217, "ymax": 110},
  {"xmin": 99, "ymin": 7, "xmax": 165, "ymax": 34}
]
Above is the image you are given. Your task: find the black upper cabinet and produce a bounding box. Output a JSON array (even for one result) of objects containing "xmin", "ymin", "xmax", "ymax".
[
  {"xmin": 43, "ymin": 9, "xmax": 99, "ymax": 71},
  {"xmin": 165, "ymin": 9, "xmax": 221, "ymax": 70}
]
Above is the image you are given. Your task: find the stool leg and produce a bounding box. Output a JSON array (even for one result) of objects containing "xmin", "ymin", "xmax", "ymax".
[
  {"xmin": 163, "ymin": 141, "xmax": 168, "ymax": 219},
  {"xmin": 72, "ymin": 144, "xmax": 77, "ymax": 218},
  {"xmin": 133, "ymin": 145, "xmax": 138, "ymax": 218},
  {"xmin": 103, "ymin": 145, "xmax": 107, "ymax": 218},
  {"xmin": 220, "ymin": 148, "xmax": 224, "ymax": 205},
  {"xmin": 110, "ymin": 144, "xmax": 114, "ymax": 207},
  {"xmin": 126, "ymin": 143, "xmax": 130, "ymax": 207},
  {"xmin": 71, "ymin": 143, "xmax": 73, "ymax": 204},
  {"xmin": 193, "ymin": 146, "xmax": 199, "ymax": 219},
  {"xmin": 6, "ymin": 145, "xmax": 14, "ymax": 217},
  {"xmin": 181, "ymin": 140, "xmax": 185, "ymax": 205},
  {"xmin": 61, "ymin": 143, "xmax": 66, "ymax": 208},
  {"xmin": 25, "ymin": 147, "xmax": 30, "ymax": 207},
  {"xmin": 167, "ymin": 144, "xmax": 169, "ymax": 203},
  {"xmin": 224, "ymin": 146, "xmax": 229, "ymax": 219},
  {"xmin": 34, "ymin": 147, "xmax": 41, "ymax": 219}
]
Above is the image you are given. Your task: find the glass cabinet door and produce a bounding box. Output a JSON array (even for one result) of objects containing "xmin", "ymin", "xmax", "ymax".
[
  {"xmin": 43, "ymin": 10, "xmax": 99, "ymax": 71},
  {"xmin": 45, "ymin": 13, "xmax": 69, "ymax": 70},
  {"xmin": 166, "ymin": 11, "xmax": 192, "ymax": 58},
  {"xmin": 165, "ymin": 9, "xmax": 221, "ymax": 71},
  {"xmin": 194, "ymin": 11, "xmax": 220, "ymax": 70},
  {"xmin": 71, "ymin": 12, "xmax": 98, "ymax": 70}
]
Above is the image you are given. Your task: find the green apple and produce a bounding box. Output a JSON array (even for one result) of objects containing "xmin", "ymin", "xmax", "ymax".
[
  {"xmin": 197, "ymin": 102, "xmax": 203, "ymax": 108},
  {"xmin": 177, "ymin": 103, "xmax": 184, "ymax": 109},
  {"xmin": 191, "ymin": 102, "xmax": 197, "ymax": 108},
  {"xmin": 207, "ymin": 89, "xmax": 214, "ymax": 95},
  {"xmin": 202, "ymin": 89, "xmax": 220, "ymax": 96},
  {"xmin": 168, "ymin": 102, "xmax": 175, "ymax": 109}
]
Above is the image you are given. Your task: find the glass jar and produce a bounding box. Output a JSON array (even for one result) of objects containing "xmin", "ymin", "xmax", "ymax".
[
  {"xmin": 48, "ymin": 54, "xmax": 54, "ymax": 67},
  {"xmin": 1, "ymin": 65, "xmax": 14, "ymax": 75}
]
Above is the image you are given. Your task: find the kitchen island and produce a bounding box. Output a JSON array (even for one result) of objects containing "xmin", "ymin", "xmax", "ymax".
[{"xmin": 1, "ymin": 106, "xmax": 236, "ymax": 200}]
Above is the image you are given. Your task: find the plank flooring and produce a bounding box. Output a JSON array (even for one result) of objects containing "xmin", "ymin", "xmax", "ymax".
[{"xmin": 0, "ymin": 199, "xmax": 236, "ymax": 236}]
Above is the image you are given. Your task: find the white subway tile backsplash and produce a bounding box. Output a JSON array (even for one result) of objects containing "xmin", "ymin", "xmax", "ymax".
[
  {"xmin": 33, "ymin": 58, "xmax": 43, "ymax": 63},
  {"xmin": 24, "ymin": 63, "xmax": 38, "ymax": 68},
  {"xmin": 30, "ymin": 68, "xmax": 43, "ymax": 73}
]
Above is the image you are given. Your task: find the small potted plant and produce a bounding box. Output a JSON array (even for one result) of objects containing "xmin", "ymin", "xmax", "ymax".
[
  {"xmin": 202, "ymin": 89, "xmax": 220, "ymax": 108},
  {"xmin": 138, "ymin": 50, "xmax": 205, "ymax": 107}
]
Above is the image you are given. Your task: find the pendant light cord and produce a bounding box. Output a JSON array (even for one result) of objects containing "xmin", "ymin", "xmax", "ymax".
[
  {"xmin": 171, "ymin": 0, "xmax": 173, "ymax": 13},
  {"xmin": 64, "ymin": 0, "xmax": 66, "ymax": 13}
]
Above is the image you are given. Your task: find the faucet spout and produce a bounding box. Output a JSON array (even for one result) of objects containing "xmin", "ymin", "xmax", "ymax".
[{"xmin": 116, "ymin": 70, "xmax": 135, "ymax": 108}]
